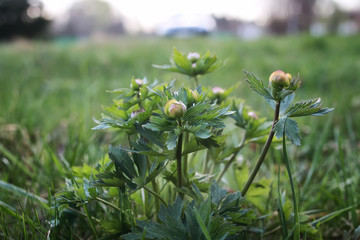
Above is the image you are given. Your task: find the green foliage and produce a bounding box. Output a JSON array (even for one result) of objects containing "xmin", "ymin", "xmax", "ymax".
[
  {"xmin": 273, "ymin": 97, "xmax": 333, "ymax": 145},
  {"xmin": 93, "ymin": 146, "xmax": 166, "ymax": 192},
  {"xmin": 244, "ymin": 71, "xmax": 333, "ymax": 145},
  {"xmin": 122, "ymin": 183, "xmax": 255, "ymax": 240},
  {"xmin": 1, "ymin": 36, "xmax": 357, "ymax": 239},
  {"xmin": 243, "ymin": 70, "xmax": 274, "ymax": 100},
  {"xmin": 153, "ymin": 48, "xmax": 223, "ymax": 78}
]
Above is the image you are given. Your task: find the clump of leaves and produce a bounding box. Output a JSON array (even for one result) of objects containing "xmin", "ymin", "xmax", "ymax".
[
  {"xmin": 44, "ymin": 50, "xmax": 342, "ymax": 240},
  {"xmin": 122, "ymin": 183, "xmax": 256, "ymax": 240}
]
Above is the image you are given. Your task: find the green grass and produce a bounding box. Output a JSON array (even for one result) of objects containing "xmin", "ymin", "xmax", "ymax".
[{"xmin": 0, "ymin": 35, "xmax": 359, "ymax": 238}]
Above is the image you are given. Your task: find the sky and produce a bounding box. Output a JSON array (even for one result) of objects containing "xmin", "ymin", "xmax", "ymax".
[{"xmin": 42, "ymin": 0, "xmax": 360, "ymax": 32}]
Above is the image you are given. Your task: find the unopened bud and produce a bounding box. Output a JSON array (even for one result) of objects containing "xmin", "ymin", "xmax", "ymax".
[
  {"xmin": 131, "ymin": 108, "xmax": 145, "ymax": 119},
  {"xmin": 286, "ymin": 73, "xmax": 292, "ymax": 81},
  {"xmin": 247, "ymin": 111, "xmax": 258, "ymax": 119},
  {"xmin": 212, "ymin": 86, "xmax": 225, "ymax": 95},
  {"xmin": 164, "ymin": 99, "xmax": 187, "ymax": 118},
  {"xmin": 131, "ymin": 78, "xmax": 144, "ymax": 90},
  {"xmin": 269, "ymin": 70, "xmax": 290, "ymax": 88},
  {"xmin": 187, "ymin": 52, "xmax": 200, "ymax": 63},
  {"xmin": 189, "ymin": 90, "xmax": 199, "ymax": 103}
]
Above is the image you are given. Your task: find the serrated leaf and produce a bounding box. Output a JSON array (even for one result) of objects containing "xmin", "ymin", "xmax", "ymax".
[
  {"xmin": 197, "ymin": 137, "xmax": 220, "ymax": 148},
  {"xmin": 166, "ymin": 131, "xmax": 178, "ymax": 150},
  {"xmin": 266, "ymin": 93, "xmax": 295, "ymax": 114},
  {"xmin": 273, "ymin": 117, "xmax": 301, "ymax": 146},
  {"xmin": 143, "ymin": 115, "xmax": 176, "ymax": 132},
  {"xmin": 109, "ymin": 145, "xmax": 138, "ymax": 179},
  {"xmin": 285, "ymin": 98, "xmax": 334, "ymax": 117},
  {"xmin": 273, "ymin": 117, "xmax": 301, "ymax": 145},
  {"xmin": 211, "ymin": 182, "xmax": 227, "ymax": 205},
  {"xmin": 135, "ymin": 123, "xmax": 164, "ymax": 148},
  {"xmin": 243, "ymin": 70, "xmax": 273, "ymax": 100},
  {"xmin": 83, "ymin": 178, "xmax": 98, "ymax": 199},
  {"xmin": 194, "ymin": 208, "xmax": 212, "ymax": 240},
  {"xmin": 132, "ymin": 152, "xmax": 147, "ymax": 179},
  {"xmin": 311, "ymin": 107, "xmax": 334, "ymax": 116},
  {"xmin": 194, "ymin": 128, "xmax": 212, "ymax": 139},
  {"xmin": 284, "ymin": 118, "xmax": 301, "ymax": 146}
]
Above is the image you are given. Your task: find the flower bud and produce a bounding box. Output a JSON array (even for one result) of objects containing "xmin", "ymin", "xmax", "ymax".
[
  {"xmin": 247, "ymin": 111, "xmax": 258, "ymax": 119},
  {"xmin": 130, "ymin": 108, "xmax": 145, "ymax": 119},
  {"xmin": 164, "ymin": 99, "xmax": 187, "ymax": 118},
  {"xmin": 189, "ymin": 89, "xmax": 199, "ymax": 103},
  {"xmin": 212, "ymin": 86, "xmax": 225, "ymax": 95},
  {"xmin": 187, "ymin": 52, "xmax": 200, "ymax": 63},
  {"xmin": 131, "ymin": 78, "xmax": 143, "ymax": 90},
  {"xmin": 269, "ymin": 70, "xmax": 290, "ymax": 88},
  {"xmin": 286, "ymin": 73, "xmax": 292, "ymax": 81}
]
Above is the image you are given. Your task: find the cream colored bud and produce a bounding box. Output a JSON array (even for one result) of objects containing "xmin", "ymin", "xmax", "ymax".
[
  {"xmin": 269, "ymin": 70, "xmax": 290, "ymax": 88},
  {"xmin": 187, "ymin": 52, "xmax": 200, "ymax": 62},
  {"xmin": 212, "ymin": 86, "xmax": 225, "ymax": 95},
  {"xmin": 131, "ymin": 78, "xmax": 144, "ymax": 90},
  {"xmin": 164, "ymin": 99, "xmax": 187, "ymax": 118},
  {"xmin": 247, "ymin": 111, "xmax": 258, "ymax": 119},
  {"xmin": 131, "ymin": 108, "xmax": 145, "ymax": 119}
]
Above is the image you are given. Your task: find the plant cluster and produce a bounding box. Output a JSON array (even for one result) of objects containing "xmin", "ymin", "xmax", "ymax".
[{"xmin": 47, "ymin": 48, "xmax": 337, "ymax": 239}]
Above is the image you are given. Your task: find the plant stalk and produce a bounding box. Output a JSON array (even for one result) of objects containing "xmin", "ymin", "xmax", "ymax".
[
  {"xmin": 151, "ymin": 180, "xmax": 161, "ymax": 213},
  {"xmin": 176, "ymin": 133, "xmax": 184, "ymax": 192},
  {"xmin": 241, "ymin": 101, "xmax": 280, "ymax": 196},
  {"xmin": 282, "ymin": 131, "xmax": 300, "ymax": 240},
  {"xmin": 95, "ymin": 197, "xmax": 121, "ymax": 212},
  {"xmin": 176, "ymin": 121, "xmax": 184, "ymax": 197},
  {"xmin": 183, "ymin": 132, "xmax": 189, "ymax": 184},
  {"xmin": 202, "ymin": 149, "xmax": 211, "ymax": 173},
  {"xmin": 194, "ymin": 76, "xmax": 199, "ymax": 88},
  {"xmin": 83, "ymin": 204, "xmax": 98, "ymax": 238},
  {"xmin": 216, "ymin": 136, "xmax": 246, "ymax": 183},
  {"xmin": 143, "ymin": 186, "xmax": 167, "ymax": 206}
]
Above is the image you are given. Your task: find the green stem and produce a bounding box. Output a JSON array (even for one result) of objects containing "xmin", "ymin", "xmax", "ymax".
[
  {"xmin": 194, "ymin": 76, "xmax": 199, "ymax": 88},
  {"xmin": 176, "ymin": 121, "xmax": 184, "ymax": 198},
  {"xmin": 83, "ymin": 204, "xmax": 98, "ymax": 238},
  {"xmin": 95, "ymin": 197, "xmax": 121, "ymax": 212},
  {"xmin": 143, "ymin": 186, "xmax": 167, "ymax": 206},
  {"xmin": 176, "ymin": 133, "xmax": 184, "ymax": 195},
  {"xmin": 277, "ymin": 165, "xmax": 288, "ymax": 239},
  {"xmin": 282, "ymin": 131, "xmax": 300, "ymax": 240},
  {"xmin": 241, "ymin": 101, "xmax": 280, "ymax": 196},
  {"xmin": 183, "ymin": 132, "xmax": 189, "ymax": 184},
  {"xmin": 68, "ymin": 207, "xmax": 101, "ymax": 223},
  {"xmin": 216, "ymin": 136, "xmax": 246, "ymax": 183},
  {"xmin": 143, "ymin": 188, "xmax": 149, "ymax": 218},
  {"xmin": 203, "ymin": 149, "xmax": 211, "ymax": 173},
  {"xmin": 151, "ymin": 179, "xmax": 161, "ymax": 214}
]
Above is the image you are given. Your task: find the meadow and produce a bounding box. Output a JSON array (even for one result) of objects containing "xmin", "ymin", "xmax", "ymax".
[{"xmin": 0, "ymin": 35, "xmax": 359, "ymax": 239}]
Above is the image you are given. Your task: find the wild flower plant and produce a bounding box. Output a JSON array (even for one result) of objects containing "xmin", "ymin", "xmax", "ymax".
[{"xmin": 50, "ymin": 48, "xmax": 334, "ymax": 239}]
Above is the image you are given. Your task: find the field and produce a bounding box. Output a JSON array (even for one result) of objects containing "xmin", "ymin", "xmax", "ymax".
[{"xmin": 0, "ymin": 35, "xmax": 360, "ymax": 239}]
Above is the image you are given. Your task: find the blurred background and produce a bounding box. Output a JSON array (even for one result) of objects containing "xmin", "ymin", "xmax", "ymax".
[
  {"xmin": 1, "ymin": 0, "xmax": 360, "ymax": 238},
  {"xmin": 1, "ymin": 0, "xmax": 360, "ymax": 39}
]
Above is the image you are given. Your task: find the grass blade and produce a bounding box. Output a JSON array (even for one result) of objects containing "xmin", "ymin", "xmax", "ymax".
[
  {"xmin": 0, "ymin": 180, "xmax": 49, "ymax": 210},
  {"xmin": 310, "ymin": 205, "xmax": 355, "ymax": 228},
  {"xmin": 0, "ymin": 143, "xmax": 33, "ymax": 178},
  {"xmin": 282, "ymin": 130, "xmax": 300, "ymax": 240},
  {"xmin": 194, "ymin": 208, "xmax": 211, "ymax": 240},
  {"xmin": 277, "ymin": 165, "xmax": 288, "ymax": 239}
]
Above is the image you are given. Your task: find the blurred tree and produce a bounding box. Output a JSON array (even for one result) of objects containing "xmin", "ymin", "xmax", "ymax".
[
  {"xmin": 267, "ymin": 0, "xmax": 318, "ymax": 33},
  {"xmin": 60, "ymin": 0, "xmax": 125, "ymax": 37},
  {"xmin": 0, "ymin": 0, "xmax": 49, "ymax": 40},
  {"xmin": 294, "ymin": 0, "xmax": 316, "ymax": 32}
]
